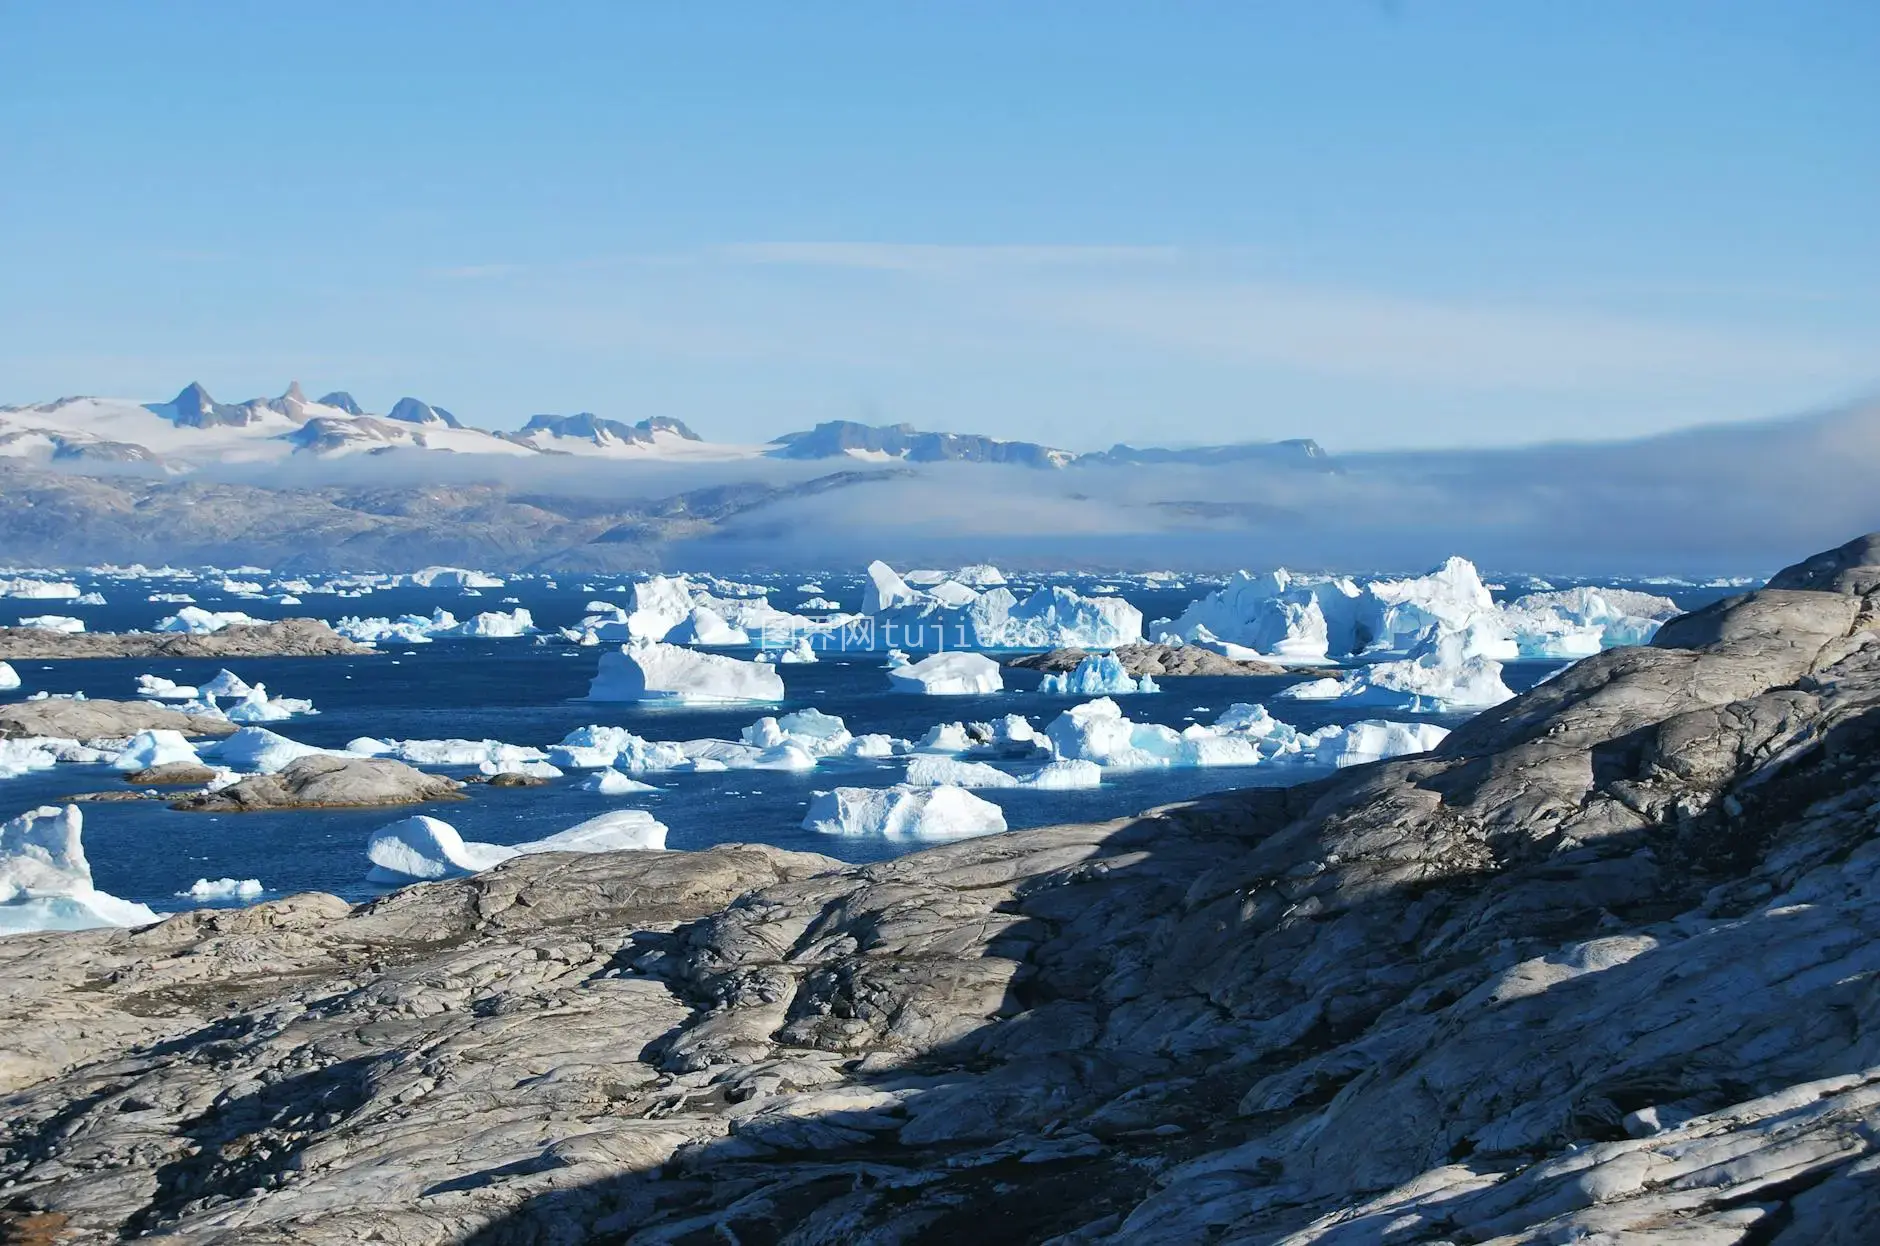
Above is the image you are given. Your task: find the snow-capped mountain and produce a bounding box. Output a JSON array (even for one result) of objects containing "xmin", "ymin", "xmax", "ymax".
[{"xmin": 0, "ymin": 382, "xmax": 1339, "ymax": 475}]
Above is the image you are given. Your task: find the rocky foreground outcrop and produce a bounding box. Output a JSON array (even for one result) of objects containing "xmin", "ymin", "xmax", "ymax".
[
  {"xmin": 1009, "ymin": 640, "xmax": 1286, "ymax": 676},
  {"xmin": 5, "ymin": 535, "xmax": 1880, "ymax": 1243},
  {"xmin": 0, "ymin": 618, "xmax": 371, "ymax": 660}
]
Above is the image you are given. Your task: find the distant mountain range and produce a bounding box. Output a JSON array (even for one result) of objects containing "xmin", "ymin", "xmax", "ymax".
[{"xmin": 0, "ymin": 383, "xmax": 1335, "ymax": 475}]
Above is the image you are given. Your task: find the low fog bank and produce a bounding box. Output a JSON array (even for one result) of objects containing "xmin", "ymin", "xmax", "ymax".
[
  {"xmin": 197, "ymin": 448, "xmax": 848, "ymax": 498},
  {"xmin": 669, "ymin": 400, "xmax": 1880, "ymax": 578},
  {"xmin": 8, "ymin": 398, "xmax": 1875, "ymax": 578}
]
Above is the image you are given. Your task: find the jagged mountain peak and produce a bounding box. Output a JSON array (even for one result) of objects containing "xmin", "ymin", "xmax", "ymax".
[{"xmin": 387, "ymin": 397, "xmax": 464, "ymax": 429}]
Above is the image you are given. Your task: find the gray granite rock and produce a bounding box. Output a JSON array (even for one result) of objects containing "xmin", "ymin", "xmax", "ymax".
[
  {"xmin": 167, "ymin": 754, "xmax": 466, "ymax": 811},
  {"xmin": 3, "ymin": 534, "xmax": 1879, "ymax": 1243}
]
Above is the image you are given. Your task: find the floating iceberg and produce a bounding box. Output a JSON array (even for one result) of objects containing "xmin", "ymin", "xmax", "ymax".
[
  {"xmin": 0, "ymin": 805, "xmax": 160, "ymax": 935},
  {"xmin": 1501, "ymin": 587, "xmax": 1678, "ymax": 658},
  {"xmin": 134, "ymin": 674, "xmax": 198, "ymax": 700},
  {"xmin": 16, "ymin": 616, "xmax": 84, "ymax": 633},
  {"xmin": 616, "ymin": 574, "xmax": 847, "ymax": 649},
  {"xmin": 777, "ymin": 636, "xmax": 819, "ymax": 664},
  {"xmin": 334, "ymin": 609, "xmax": 458, "ymax": 645},
  {"xmin": 348, "ymin": 737, "xmax": 550, "ymax": 770},
  {"xmin": 154, "ymin": 607, "xmax": 262, "ymax": 634},
  {"xmin": 1304, "ymin": 720, "xmax": 1451, "ymax": 768},
  {"xmin": 863, "ymin": 561, "xmax": 1141, "ymax": 651},
  {"xmin": 1042, "ymin": 696, "xmax": 1443, "ymax": 772},
  {"xmin": 365, "ymin": 810, "xmax": 667, "ymax": 883},
  {"xmin": 112, "ymin": 730, "xmax": 202, "ymax": 772},
  {"xmin": 0, "ymin": 578, "xmax": 81, "ymax": 600},
  {"xmin": 665, "ymin": 606, "xmax": 750, "ymax": 646},
  {"xmin": 1162, "ymin": 569, "xmax": 1362, "ymax": 663},
  {"xmin": 1038, "ymin": 653, "xmax": 1160, "ymax": 695},
  {"xmin": 0, "ymin": 662, "xmax": 18, "ymax": 691},
  {"xmin": 223, "ymin": 684, "xmax": 319, "ymax": 723},
  {"xmin": 1024, "ymin": 759, "xmax": 1104, "ymax": 789},
  {"xmin": 587, "ymin": 640, "xmax": 785, "ymax": 704},
  {"xmin": 198, "ymin": 669, "xmax": 254, "ymax": 699},
  {"xmin": 0, "ymin": 738, "xmax": 65, "ymax": 780},
  {"xmin": 449, "ymin": 608, "xmax": 536, "ymax": 639},
  {"xmin": 1275, "ymin": 632, "xmax": 1515, "ymax": 711},
  {"xmin": 203, "ymin": 727, "xmax": 333, "ymax": 774},
  {"xmin": 887, "ymin": 652, "xmax": 1004, "ymax": 696},
  {"xmin": 579, "ymin": 769, "xmax": 659, "ymax": 795},
  {"xmin": 408, "ymin": 567, "xmax": 504, "ymax": 589},
  {"xmin": 177, "ymin": 877, "xmax": 265, "ymax": 902},
  {"xmin": 903, "ymin": 755, "xmax": 1020, "ymax": 788},
  {"xmin": 802, "ymin": 784, "xmax": 1007, "ymax": 841}
]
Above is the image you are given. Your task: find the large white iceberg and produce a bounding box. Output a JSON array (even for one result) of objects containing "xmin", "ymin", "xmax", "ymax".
[
  {"xmin": 0, "ymin": 805, "xmax": 160, "ymax": 935},
  {"xmin": 802, "ymin": 784, "xmax": 1007, "ymax": 841},
  {"xmin": 0, "ymin": 662, "xmax": 19, "ymax": 691},
  {"xmin": 863, "ymin": 560, "xmax": 1141, "ymax": 651},
  {"xmin": 203, "ymin": 727, "xmax": 333, "ymax": 774},
  {"xmin": 408, "ymin": 566, "xmax": 505, "ymax": 589},
  {"xmin": 1038, "ymin": 653, "xmax": 1159, "ymax": 696},
  {"xmin": 903, "ymin": 755, "xmax": 1020, "ymax": 789},
  {"xmin": 588, "ymin": 640, "xmax": 785, "ymax": 703},
  {"xmin": 347, "ymin": 736, "xmax": 550, "ymax": 770},
  {"xmin": 1501, "ymin": 587, "xmax": 1679, "ymax": 658},
  {"xmin": 1304, "ymin": 720, "xmax": 1451, "ymax": 768},
  {"xmin": 887, "ymin": 652, "xmax": 1004, "ymax": 696},
  {"xmin": 112, "ymin": 729, "xmax": 203, "ymax": 772},
  {"xmin": 0, "ymin": 578, "xmax": 81, "ymax": 600},
  {"xmin": 198, "ymin": 669, "xmax": 254, "ymax": 699},
  {"xmin": 16, "ymin": 616, "xmax": 84, "ymax": 633},
  {"xmin": 449, "ymin": 608, "xmax": 536, "ymax": 639},
  {"xmin": 365, "ymin": 810, "xmax": 667, "ymax": 884}
]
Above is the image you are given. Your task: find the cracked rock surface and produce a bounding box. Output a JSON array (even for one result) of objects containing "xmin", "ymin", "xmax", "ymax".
[{"xmin": 4, "ymin": 535, "xmax": 1880, "ymax": 1243}]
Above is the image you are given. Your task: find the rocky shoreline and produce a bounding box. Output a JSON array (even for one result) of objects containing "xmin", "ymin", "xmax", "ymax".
[
  {"xmin": 0, "ymin": 618, "xmax": 371, "ymax": 661},
  {"xmin": 1, "ymin": 535, "xmax": 1878, "ymax": 1242},
  {"xmin": 1008, "ymin": 640, "xmax": 1287, "ymax": 676}
]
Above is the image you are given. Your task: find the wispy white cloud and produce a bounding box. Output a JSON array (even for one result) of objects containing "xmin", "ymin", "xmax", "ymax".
[{"xmin": 716, "ymin": 241, "xmax": 1184, "ymax": 274}]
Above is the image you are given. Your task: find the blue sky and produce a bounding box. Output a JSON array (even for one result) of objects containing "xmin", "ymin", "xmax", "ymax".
[{"xmin": 1, "ymin": 2, "xmax": 1874, "ymax": 450}]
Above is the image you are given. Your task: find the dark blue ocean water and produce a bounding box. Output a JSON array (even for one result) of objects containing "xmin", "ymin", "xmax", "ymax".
[{"xmin": 1, "ymin": 569, "xmax": 1739, "ymax": 915}]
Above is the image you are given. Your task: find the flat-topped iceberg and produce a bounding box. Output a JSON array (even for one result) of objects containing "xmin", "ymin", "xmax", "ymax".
[
  {"xmin": 16, "ymin": 616, "xmax": 85, "ymax": 633},
  {"xmin": 365, "ymin": 810, "xmax": 668, "ymax": 884},
  {"xmin": 888, "ymin": 651, "xmax": 1004, "ymax": 695},
  {"xmin": 134, "ymin": 674, "xmax": 198, "ymax": 700},
  {"xmin": 588, "ymin": 640, "xmax": 786, "ymax": 703},
  {"xmin": 347, "ymin": 737, "xmax": 550, "ymax": 771},
  {"xmin": 1038, "ymin": 653, "xmax": 1160, "ymax": 695},
  {"xmin": 802, "ymin": 784, "xmax": 1007, "ymax": 841},
  {"xmin": 579, "ymin": 769, "xmax": 659, "ymax": 795},
  {"xmin": 1, "ymin": 805, "xmax": 160, "ymax": 935},
  {"xmin": 177, "ymin": 877, "xmax": 265, "ymax": 902}
]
